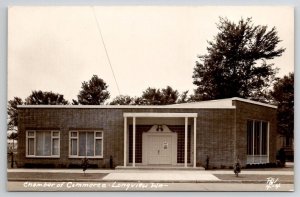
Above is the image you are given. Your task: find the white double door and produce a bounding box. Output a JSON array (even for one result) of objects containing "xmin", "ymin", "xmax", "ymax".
[{"xmin": 142, "ymin": 131, "xmax": 177, "ymax": 165}]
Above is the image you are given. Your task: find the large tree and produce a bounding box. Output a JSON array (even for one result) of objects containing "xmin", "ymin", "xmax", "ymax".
[
  {"xmin": 25, "ymin": 90, "xmax": 69, "ymax": 105},
  {"xmin": 192, "ymin": 17, "xmax": 285, "ymax": 101},
  {"xmin": 76, "ymin": 75, "xmax": 110, "ymax": 105},
  {"xmin": 271, "ymin": 73, "xmax": 294, "ymax": 146}
]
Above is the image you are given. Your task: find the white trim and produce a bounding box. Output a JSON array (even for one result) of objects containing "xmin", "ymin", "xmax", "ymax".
[
  {"xmin": 17, "ymin": 105, "xmax": 235, "ymax": 109},
  {"xmin": 252, "ymin": 121, "xmax": 255, "ymax": 163},
  {"xmin": 124, "ymin": 117, "xmax": 127, "ymax": 167},
  {"xmin": 260, "ymin": 122, "xmax": 262, "ymax": 164},
  {"xmin": 124, "ymin": 113, "xmax": 198, "ymax": 118},
  {"xmin": 68, "ymin": 156, "xmax": 103, "ymax": 159},
  {"xmin": 232, "ymin": 97, "xmax": 277, "ymax": 109},
  {"xmin": 132, "ymin": 117, "xmax": 136, "ymax": 167},
  {"xmin": 26, "ymin": 130, "xmax": 35, "ymax": 156},
  {"xmin": 184, "ymin": 117, "xmax": 188, "ymax": 168},
  {"xmin": 193, "ymin": 117, "xmax": 196, "ymax": 168},
  {"xmin": 26, "ymin": 156, "xmax": 60, "ymax": 158},
  {"xmin": 267, "ymin": 122, "xmax": 270, "ymax": 163},
  {"xmin": 17, "ymin": 97, "xmax": 276, "ymax": 109},
  {"xmin": 25, "ymin": 130, "xmax": 60, "ymax": 158},
  {"xmin": 68, "ymin": 130, "xmax": 103, "ymax": 158}
]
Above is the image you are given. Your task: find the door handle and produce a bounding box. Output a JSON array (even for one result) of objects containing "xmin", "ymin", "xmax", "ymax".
[{"xmin": 158, "ymin": 150, "xmax": 160, "ymax": 155}]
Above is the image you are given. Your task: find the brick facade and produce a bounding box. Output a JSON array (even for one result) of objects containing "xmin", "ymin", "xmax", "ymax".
[{"xmin": 16, "ymin": 99, "xmax": 277, "ymax": 169}]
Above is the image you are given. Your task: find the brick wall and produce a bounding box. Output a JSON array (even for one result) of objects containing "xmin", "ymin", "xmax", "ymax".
[
  {"xmin": 233, "ymin": 100, "xmax": 277, "ymax": 166},
  {"xmin": 17, "ymin": 102, "xmax": 276, "ymax": 169},
  {"xmin": 128, "ymin": 125, "xmax": 152, "ymax": 163}
]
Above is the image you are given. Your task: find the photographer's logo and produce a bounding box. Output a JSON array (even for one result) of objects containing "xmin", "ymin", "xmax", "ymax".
[{"xmin": 266, "ymin": 177, "xmax": 281, "ymax": 190}]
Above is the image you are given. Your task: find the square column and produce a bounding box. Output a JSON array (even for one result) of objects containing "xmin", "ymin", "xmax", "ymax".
[
  {"xmin": 184, "ymin": 117, "xmax": 188, "ymax": 167},
  {"xmin": 193, "ymin": 117, "xmax": 197, "ymax": 168},
  {"xmin": 123, "ymin": 117, "xmax": 127, "ymax": 167},
  {"xmin": 133, "ymin": 117, "xmax": 136, "ymax": 167}
]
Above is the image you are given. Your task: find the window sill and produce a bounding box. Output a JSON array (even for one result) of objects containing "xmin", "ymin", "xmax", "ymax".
[
  {"xmin": 26, "ymin": 155, "xmax": 60, "ymax": 158},
  {"xmin": 68, "ymin": 156, "xmax": 103, "ymax": 159}
]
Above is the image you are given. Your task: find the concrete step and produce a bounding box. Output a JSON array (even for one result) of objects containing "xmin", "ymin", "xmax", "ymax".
[{"xmin": 115, "ymin": 165, "xmax": 205, "ymax": 170}]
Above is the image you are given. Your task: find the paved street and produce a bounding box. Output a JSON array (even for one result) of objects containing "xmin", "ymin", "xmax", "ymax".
[{"xmin": 7, "ymin": 181, "xmax": 294, "ymax": 191}]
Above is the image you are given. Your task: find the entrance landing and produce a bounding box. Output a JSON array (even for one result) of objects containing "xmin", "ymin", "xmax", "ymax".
[
  {"xmin": 103, "ymin": 170, "xmax": 220, "ymax": 182},
  {"xmin": 116, "ymin": 165, "xmax": 205, "ymax": 171}
]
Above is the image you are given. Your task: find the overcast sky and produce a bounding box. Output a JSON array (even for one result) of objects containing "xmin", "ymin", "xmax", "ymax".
[{"xmin": 8, "ymin": 6, "xmax": 294, "ymax": 102}]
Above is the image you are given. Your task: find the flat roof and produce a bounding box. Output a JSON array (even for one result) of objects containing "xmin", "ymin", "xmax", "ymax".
[{"xmin": 17, "ymin": 97, "xmax": 277, "ymax": 109}]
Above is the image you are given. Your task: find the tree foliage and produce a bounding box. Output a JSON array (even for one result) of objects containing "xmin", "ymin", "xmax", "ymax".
[
  {"xmin": 140, "ymin": 87, "xmax": 163, "ymax": 105},
  {"xmin": 25, "ymin": 90, "xmax": 69, "ymax": 105},
  {"xmin": 177, "ymin": 90, "xmax": 189, "ymax": 103},
  {"xmin": 193, "ymin": 17, "xmax": 285, "ymax": 101},
  {"xmin": 161, "ymin": 86, "xmax": 179, "ymax": 105},
  {"xmin": 138, "ymin": 86, "xmax": 179, "ymax": 105},
  {"xmin": 7, "ymin": 97, "xmax": 23, "ymax": 131},
  {"xmin": 8, "ymin": 132, "xmax": 18, "ymax": 141},
  {"xmin": 110, "ymin": 95, "xmax": 134, "ymax": 105},
  {"xmin": 270, "ymin": 73, "xmax": 294, "ymax": 143},
  {"xmin": 77, "ymin": 75, "xmax": 110, "ymax": 105},
  {"xmin": 8, "ymin": 91, "xmax": 69, "ymax": 137}
]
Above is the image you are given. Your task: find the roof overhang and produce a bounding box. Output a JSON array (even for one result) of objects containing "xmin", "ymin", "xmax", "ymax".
[
  {"xmin": 16, "ymin": 97, "xmax": 276, "ymax": 109},
  {"xmin": 123, "ymin": 112, "xmax": 198, "ymax": 118}
]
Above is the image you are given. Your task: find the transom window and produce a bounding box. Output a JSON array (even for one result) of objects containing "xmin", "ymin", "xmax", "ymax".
[
  {"xmin": 26, "ymin": 130, "xmax": 60, "ymax": 157},
  {"xmin": 69, "ymin": 131, "xmax": 103, "ymax": 158}
]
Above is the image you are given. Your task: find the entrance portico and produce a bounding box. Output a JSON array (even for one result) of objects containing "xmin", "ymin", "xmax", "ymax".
[{"xmin": 123, "ymin": 113, "xmax": 198, "ymax": 168}]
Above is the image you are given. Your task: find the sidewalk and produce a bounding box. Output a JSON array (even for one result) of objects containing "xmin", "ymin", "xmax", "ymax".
[{"xmin": 7, "ymin": 168, "xmax": 294, "ymax": 184}]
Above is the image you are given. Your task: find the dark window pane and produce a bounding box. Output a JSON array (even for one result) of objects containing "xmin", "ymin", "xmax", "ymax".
[
  {"xmin": 95, "ymin": 139, "xmax": 102, "ymax": 156},
  {"xmin": 261, "ymin": 122, "xmax": 268, "ymax": 155},
  {"xmin": 36, "ymin": 132, "xmax": 44, "ymax": 156},
  {"xmin": 71, "ymin": 132, "xmax": 77, "ymax": 137},
  {"xmin": 28, "ymin": 138, "xmax": 34, "ymax": 155},
  {"xmin": 35, "ymin": 131, "xmax": 51, "ymax": 156},
  {"xmin": 44, "ymin": 132, "xmax": 51, "ymax": 156},
  {"xmin": 254, "ymin": 121, "xmax": 260, "ymax": 155},
  {"xmin": 86, "ymin": 132, "xmax": 94, "ymax": 156},
  {"xmin": 71, "ymin": 139, "xmax": 77, "ymax": 155},
  {"xmin": 247, "ymin": 120, "xmax": 253, "ymax": 155},
  {"xmin": 52, "ymin": 132, "xmax": 59, "ymax": 137},
  {"xmin": 79, "ymin": 132, "xmax": 86, "ymax": 156},
  {"xmin": 52, "ymin": 138, "xmax": 59, "ymax": 155},
  {"xmin": 95, "ymin": 132, "xmax": 102, "ymax": 137}
]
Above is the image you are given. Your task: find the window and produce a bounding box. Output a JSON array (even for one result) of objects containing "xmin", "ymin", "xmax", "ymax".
[
  {"xmin": 247, "ymin": 120, "xmax": 269, "ymax": 163},
  {"xmin": 69, "ymin": 131, "xmax": 103, "ymax": 158},
  {"xmin": 26, "ymin": 130, "xmax": 60, "ymax": 157}
]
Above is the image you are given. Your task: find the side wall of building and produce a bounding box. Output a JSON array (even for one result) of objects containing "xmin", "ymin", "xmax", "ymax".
[{"xmin": 233, "ymin": 101, "xmax": 277, "ymax": 166}]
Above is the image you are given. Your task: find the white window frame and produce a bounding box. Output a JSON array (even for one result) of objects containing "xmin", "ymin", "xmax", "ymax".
[
  {"xmin": 246, "ymin": 120, "xmax": 269, "ymax": 164},
  {"xmin": 69, "ymin": 130, "xmax": 103, "ymax": 158},
  {"xmin": 26, "ymin": 130, "xmax": 60, "ymax": 158}
]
